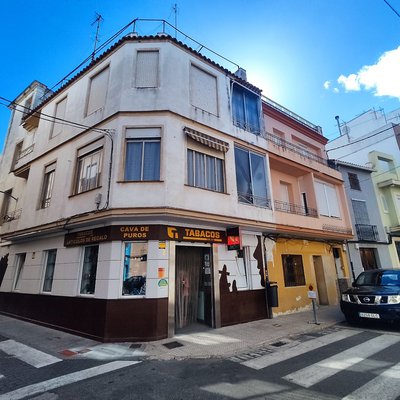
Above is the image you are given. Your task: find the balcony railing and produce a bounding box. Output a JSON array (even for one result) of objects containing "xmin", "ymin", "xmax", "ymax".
[
  {"xmin": 238, "ymin": 192, "xmax": 272, "ymax": 209},
  {"xmin": 264, "ymin": 132, "xmax": 329, "ymax": 166},
  {"xmin": 17, "ymin": 144, "xmax": 34, "ymax": 161},
  {"xmin": 274, "ymin": 200, "xmax": 318, "ymax": 217},
  {"xmin": 356, "ymin": 224, "xmax": 379, "ymax": 241}
]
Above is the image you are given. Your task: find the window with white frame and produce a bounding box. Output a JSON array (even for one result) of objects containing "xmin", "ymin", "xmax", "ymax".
[
  {"xmin": 80, "ymin": 245, "xmax": 99, "ymax": 295},
  {"xmin": 381, "ymin": 193, "xmax": 389, "ymax": 213},
  {"xmin": 40, "ymin": 163, "xmax": 56, "ymax": 208},
  {"xmin": 123, "ymin": 242, "xmax": 147, "ymax": 296},
  {"xmin": 42, "ymin": 249, "xmax": 57, "ymax": 292},
  {"xmin": 232, "ymin": 83, "xmax": 261, "ymax": 134},
  {"xmin": 315, "ymin": 181, "xmax": 340, "ymax": 218},
  {"xmin": 13, "ymin": 253, "xmax": 26, "ymax": 291},
  {"xmin": 187, "ymin": 149, "xmax": 224, "ymax": 192},
  {"xmin": 135, "ymin": 50, "xmax": 159, "ymax": 88},
  {"xmin": 190, "ymin": 65, "xmax": 218, "ymax": 115},
  {"xmin": 124, "ymin": 127, "xmax": 161, "ymax": 181},
  {"xmin": 75, "ymin": 141, "xmax": 103, "ymax": 194},
  {"xmin": 51, "ymin": 96, "xmax": 67, "ymax": 138},
  {"xmin": 86, "ymin": 66, "xmax": 110, "ymax": 116},
  {"xmin": 234, "ymin": 147, "xmax": 269, "ymax": 207}
]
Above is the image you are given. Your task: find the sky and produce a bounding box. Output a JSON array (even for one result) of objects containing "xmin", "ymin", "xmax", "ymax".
[{"xmin": 1, "ymin": 0, "xmax": 400, "ymax": 151}]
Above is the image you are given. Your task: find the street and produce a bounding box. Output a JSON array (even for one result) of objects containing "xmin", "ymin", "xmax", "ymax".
[{"xmin": 1, "ymin": 323, "xmax": 400, "ymax": 399}]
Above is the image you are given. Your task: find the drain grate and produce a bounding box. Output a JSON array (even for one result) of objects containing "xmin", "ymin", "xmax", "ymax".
[
  {"xmin": 163, "ymin": 341, "xmax": 184, "ymax": 349},
  {"xmin": 270, "ymin": 340, "xmax": 287, "ymax": 347}
]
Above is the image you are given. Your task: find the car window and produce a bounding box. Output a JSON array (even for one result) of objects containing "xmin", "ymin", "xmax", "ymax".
[{"xmin": 356, "ymin": 271, "xmax": 400, "ymax": 286}]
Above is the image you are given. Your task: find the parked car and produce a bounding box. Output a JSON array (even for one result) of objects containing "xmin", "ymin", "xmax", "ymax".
[{"xmin": 341, "ymin": 269, "xmax": 400, "ymax": 324}]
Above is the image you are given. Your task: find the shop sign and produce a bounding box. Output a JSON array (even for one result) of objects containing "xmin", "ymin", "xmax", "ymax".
[
  {"xmin": 65, "ymin": 224, "xmax": 226, "ymax": 246},
  {"xmin": 226, "ymin": 226, "xmax": 241, "ymax": 250},
  {"xmin": 166, "ymin": 226, "xmax": 225, "ymax": 243},
  {"xmin": 64, "ymin": 227, "xmax": 111, "ymax": 247}
]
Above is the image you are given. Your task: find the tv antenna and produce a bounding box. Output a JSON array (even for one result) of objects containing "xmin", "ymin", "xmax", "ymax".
[
  {"xmin": 91, "ymin": 13, "xmax": 104, "ymax": 61},
  {"xmin": 172, "ymin": 3, "xmax": 178, "ymax": 36}
]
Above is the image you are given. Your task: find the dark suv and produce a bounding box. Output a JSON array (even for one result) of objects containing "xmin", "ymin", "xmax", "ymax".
[{"xmin": 341, "ymin": 269, "xmax": 400, "ymax": 324}]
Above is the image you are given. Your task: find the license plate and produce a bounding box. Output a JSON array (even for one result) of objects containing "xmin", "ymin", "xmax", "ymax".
[{"xmin": 359, "ymin": 312, "xmax": 380, "ymax": 319}]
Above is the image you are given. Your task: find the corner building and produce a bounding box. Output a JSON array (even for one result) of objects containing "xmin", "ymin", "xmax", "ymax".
[{"xmin": 0, "ymin": 27, "xmax": 352, "ymax": 341}]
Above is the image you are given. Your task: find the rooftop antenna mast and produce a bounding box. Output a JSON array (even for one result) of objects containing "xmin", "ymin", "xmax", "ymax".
[
  {"xmin": 172, "ymin": 3, "xmax": 178, "ymax": 37},
  {"xmin": 91, "ymin": 13, "xmax": 104, "ymax": 61}
]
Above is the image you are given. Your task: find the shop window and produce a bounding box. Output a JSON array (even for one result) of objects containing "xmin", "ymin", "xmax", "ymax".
[
  {"xmin": 86, "ymin": 66, "xmax": 110, "ymax": 116},
  {"xmin": 232, "ymin": 83, "xmax": 261, "ymax": 134},
  {"xmin": 234, "ymin": 146, "xmax": 269, "ymax": 207},
  {"xmin": 315, "ymin": 181, "xmax": 340, "ymax": 218},
  {"xmin": 40, "ymin": 163, "xmax": 56, "ymax": 208},
  {"xmin": 282, "ymin": 254, "xmax": 305, "ymax": 287},
  {"xmin": 187, "ymin": 149, "xmax": 224, "ymax": 192},
  {"xmin": 135, "ymin": 50, "xmax": 159, "ymax": 88},
  {"xmin": 51, "ymin": 96, "xmax": 67, "ymax": 138},
  {"xmin": 42, "ymin": 249, "xmax": 57, "ymax": 292},
  {"xmin": 80, "ymin": 245, "xmax": 99, "ymax": 295},
  {"xmin": 348, "ymin": 173, "xmax": 361, "ymax": 191},
  {"xmin": 190, "ymin": 65, "xmax": 218, "ymax": 115},
  {"xmin": 123, "ymin": 242, "xmax": 147, "ymax": 296},
  {"xmin": 13, "ymin": 253, "xmax": 26, "ymax": 291},
  {"xmin": 75, "ymin": 143, "xmax": 103, "ymax": 194},
  {"xmin": 124, "ymin": 127, "xmax": 161, "ymax": 181}
]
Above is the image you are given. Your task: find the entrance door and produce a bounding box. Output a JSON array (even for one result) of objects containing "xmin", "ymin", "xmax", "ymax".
[
  {"xmin": 175, "ymin": 246, "xmax": 213, "ymax": 330},
  {"xmin": 313, "ymin": 256, "xmax": 329, "ymax": 305},
  {"xmin": 360, "ymin": 248, "xmax": 378, "ymax": 270}
]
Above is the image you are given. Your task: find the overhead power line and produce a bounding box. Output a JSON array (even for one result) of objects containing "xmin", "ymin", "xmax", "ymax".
[{"xmin": 383, "ymin": 0, "xmax": 400, "ymax": 19}]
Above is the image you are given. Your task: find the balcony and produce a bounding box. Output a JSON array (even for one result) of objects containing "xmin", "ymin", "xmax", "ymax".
[
  {"xmin": 238, "ymin": 192, "xmax": 272, "ymax": 209},
  {"xmin": 274, "ymin": 200, "xmax": 318, "ymax": 217},
  {"xmin": 264, "ymin": 132, "xmax": 329, "ymax": 166},
  {"xmin": 356, "ymin": 224, "xmax": 379, "ymax": 241}
]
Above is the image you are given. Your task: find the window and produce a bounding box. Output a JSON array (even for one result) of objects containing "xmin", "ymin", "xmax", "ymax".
[
  {"xmin": 123, "ymin": 242, "xmax": 147, "ymax": 296},
  {"xmin": 381, "ymin": 193, "xmax": 389, "ymax": 213},
  {"xmin": 23, "ymin": 96, "xmax": 33, "ymax": 117},
  {"xmin": 282, "ymin": 255, "xmax": 306, "ymax": 287},
  {"xmin": 86, "ymin": 66, "xmax": 110, "ymax": 116},
  {"xmin": 351, "ymin": 199, "xmax": 370, "ymax": 225},
  {"xmin": 190, "ymin": 65, "xmax": 218, "ymax": 115},
  {"xmin": 232, "ymin": 83, "xmax": 261, "ymax": 134},
  {"xmin": 75, "ymin": 143, "xmax": 103, "ymax": 194},
  {"xmin": 378, "ymin": 157, "xmax": 393, "ymax": 172},
  {"xmin": 348, "ymin": 173, "xmax": 361, "ymax": 190},
  {"xmin": 315, "ymin": 181, "xmax": 340, "ymax": 218},
  {"xmin": 124, "ymin": 128, "xmax": 161, "ymax": 181},
  {"xmin": 187, "ymin": 149, "xmax": 224, "ymax": 192},
  {"xmin": 42, "ymin": 249, "xmax": 57, "ymax": 292},
  {"xmin": 11, "ymin": 141, "xmax": 23, "ymax": 170},
  {"xmin": 234, "ymin": 147, "xmax": 269, "ymax": 207},
  {"xmin": 40, "ymin": 163, "xmax": 56, "ymax": 208},
  {"xmin": 0, "ymin": 189, "xmax": 12, "ymax": 224},
  {"xmin": 135, "ymin": 50, "xmax": 159, "ymax": 88},
  {"xmin": 13, "ymin": 253, "xmax": 26, "ymax": 290},
  {"xmin": 51, "ymin": 97, "xmax": 67, "ymax": 138},
  {"xmin": 80, "ymin": 245, "xmax": 99, "ymax": 295}
]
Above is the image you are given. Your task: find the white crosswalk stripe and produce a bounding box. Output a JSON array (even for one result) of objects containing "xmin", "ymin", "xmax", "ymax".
[
  {"xmin": 0, "ymin": 339, "xmax": 62, "ymax": 368},
  {"xmin": 284, "ymin": 334, "xmax": 400, "ymax": 388},
  {"xmin": 242, "ymin": 329, "xmax": 359, "ymax": 370}
]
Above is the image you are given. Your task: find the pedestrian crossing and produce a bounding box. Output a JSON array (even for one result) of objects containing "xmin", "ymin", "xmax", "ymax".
[{"xmin": 236, "ymin": 328, "xmax": 400, "ymax": 400}]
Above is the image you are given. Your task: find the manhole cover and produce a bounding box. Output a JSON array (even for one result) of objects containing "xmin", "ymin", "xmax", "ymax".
[
  {"xmin": 270, "ymin": 341, "xmax": 287, "ymax": 347},
  {"xmin": 163, "ymin": 341, "xmax": 184, "ymax": 349}
]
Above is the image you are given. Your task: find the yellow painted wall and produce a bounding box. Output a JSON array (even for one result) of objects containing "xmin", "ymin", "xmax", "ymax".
[{"xmin": 266, "ymin": 238, "xmax": 350, "ymax": 315}]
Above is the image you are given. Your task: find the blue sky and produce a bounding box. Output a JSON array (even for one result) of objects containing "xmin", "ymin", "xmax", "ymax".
[{"xmin": 1, "ymin": 0, "xmax": 399, "ymax": 151}]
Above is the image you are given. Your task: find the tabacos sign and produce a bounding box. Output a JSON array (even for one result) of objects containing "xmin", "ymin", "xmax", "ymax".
[{"xmin": 166, "ymin": 226, "xmax": 224, "ymax": 243}]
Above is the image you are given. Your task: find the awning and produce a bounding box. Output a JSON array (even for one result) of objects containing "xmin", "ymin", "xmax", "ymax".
[{"xmin": 184, "ymin": 127, "xmax": 229, "ymax": 153}]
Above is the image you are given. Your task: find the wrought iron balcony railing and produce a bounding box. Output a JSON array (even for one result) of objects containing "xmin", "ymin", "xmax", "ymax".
[
  {"xmin": 356, "ymin": 224, "xmax": 379, "ymax": 241},
  {"xmin": 274, "ymin": 200, "xmax": 318, "ymax": 217}
]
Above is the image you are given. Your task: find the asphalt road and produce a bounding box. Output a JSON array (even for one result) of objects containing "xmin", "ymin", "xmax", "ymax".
[{"xmin": 1, "ymin": 323, "xmax": 400, "ymax": 399}]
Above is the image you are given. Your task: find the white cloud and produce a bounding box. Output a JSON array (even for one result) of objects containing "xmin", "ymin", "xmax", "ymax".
[
  {"xmin": 337, "ymin": 46, "xmax": 400, "ymax": 98},
  {"xmin": 323, "ymin": 80, "xmax": 331, "ymax": 90}
]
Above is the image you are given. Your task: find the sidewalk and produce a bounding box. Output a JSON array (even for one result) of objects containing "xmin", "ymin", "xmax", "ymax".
[{"xmin": 0, "ymin": 305, "xmax": 345, "ymax": 361}]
